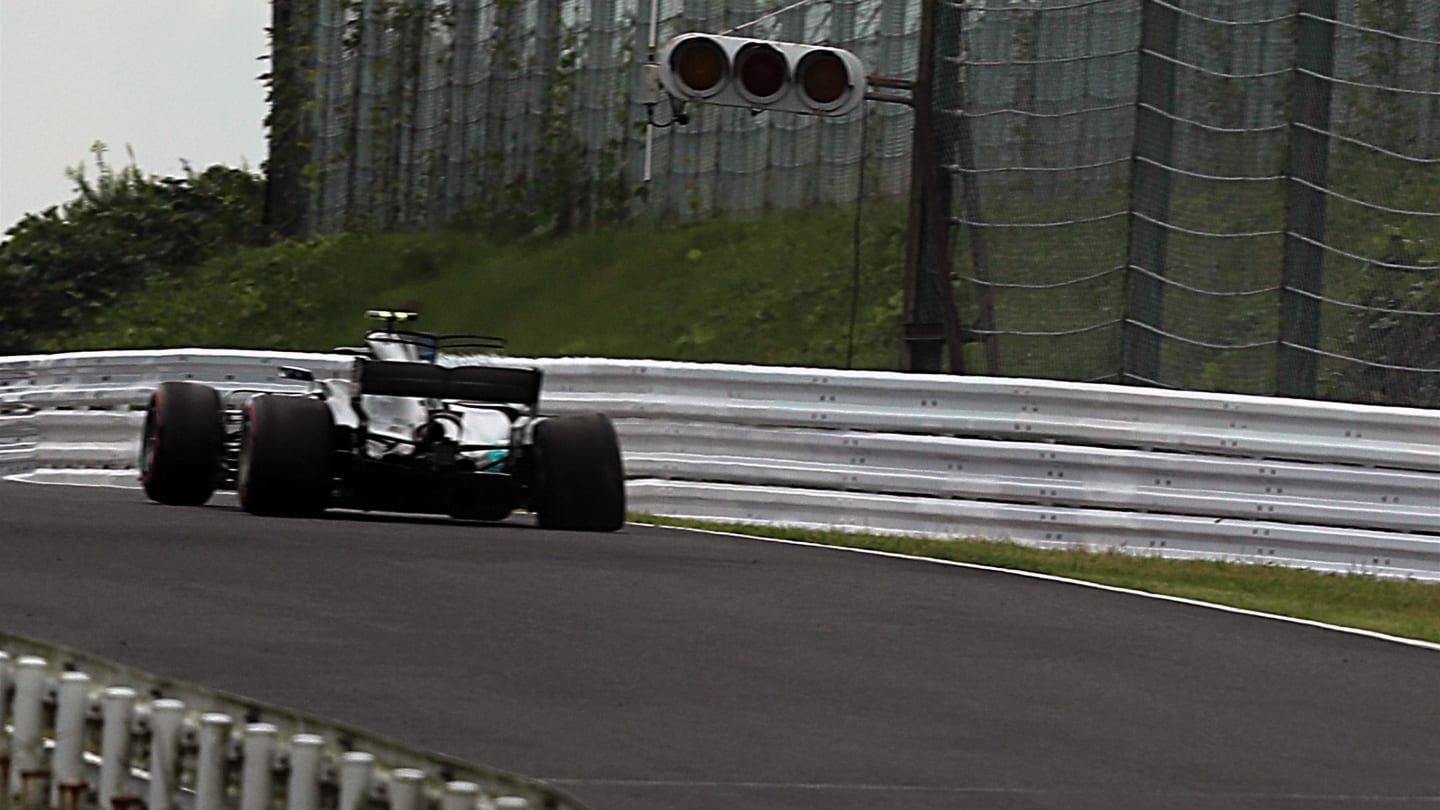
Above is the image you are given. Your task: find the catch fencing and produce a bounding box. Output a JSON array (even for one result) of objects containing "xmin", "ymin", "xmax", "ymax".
[
  {"xmin": 931, "ymin": 0, "xmax": 1440, "ymax": 406},
  {"xmin": 3, "ymin": 350, "xmax": 1438, "ymax": 581},
  {"xmin": 0, "ymin": 642, "xmax": 584, "ymax": 810}
]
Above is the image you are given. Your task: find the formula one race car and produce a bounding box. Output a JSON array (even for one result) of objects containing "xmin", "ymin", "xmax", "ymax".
[{"xmin": 137, "ymin": 310, "xmax": 625, "ymax": 531}]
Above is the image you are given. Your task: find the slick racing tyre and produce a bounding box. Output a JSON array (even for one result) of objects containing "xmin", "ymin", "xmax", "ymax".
[
  {"xmin": 532, "ymin": 413, "xmax": 625, "ymax": 532},
  {"xmin": 140, "ymin": 381, "xmax": 225, "ymax": 506},
  {"xmin": 238, "ymin": 394, "xmax": 333, "ymax": 517}
]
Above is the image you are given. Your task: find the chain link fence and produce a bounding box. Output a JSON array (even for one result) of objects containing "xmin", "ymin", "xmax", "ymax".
[
  {"xmin": 287, "ymin": 0, "xmax": 1439, "ymax": 407},
  {"xmin": 936, "ymin": 0, "xmax": 1439, "ymax": 406}
]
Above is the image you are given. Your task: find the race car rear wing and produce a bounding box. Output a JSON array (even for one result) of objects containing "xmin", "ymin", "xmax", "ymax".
[{"xmin": 359, "ymin": 360, "xmax": 542, "ymax": 409}]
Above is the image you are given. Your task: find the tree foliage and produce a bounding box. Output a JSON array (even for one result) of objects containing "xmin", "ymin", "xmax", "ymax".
[{"xmin": 0, "ymin": 144, "xmax": 271, "ymax": 353}]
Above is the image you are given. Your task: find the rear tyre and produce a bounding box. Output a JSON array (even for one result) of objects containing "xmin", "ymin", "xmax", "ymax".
[
  {"xmin": 238, "ymin": 395, "xmax": 333, "ymax": 517},
  {"xmin": 140, "ymin": 381, "xmax": 224, "ymax": 506},
  {"xmin": 532, "ymin": 413, "xmax": 625, "ymax": 532}
]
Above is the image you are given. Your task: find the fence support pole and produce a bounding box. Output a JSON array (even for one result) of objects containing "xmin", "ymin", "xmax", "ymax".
[
  {"xmin": 901, "ymin": 0, "xmax": 965, "ymax": 373},
  {"xmin": 1279, "ymin": 0, "xmax": 1337, "ymax": 398},
  {"xmin": 1122, "ymin": 0, "xmax": 1179, "ymax": 385}
]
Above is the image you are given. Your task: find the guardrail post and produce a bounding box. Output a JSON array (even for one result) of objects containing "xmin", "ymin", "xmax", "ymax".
[
  {"xmin": 287, "ymin": 734, "xmax": 325, "ymax": 810},
  {"xmin": 52, "ymin": 671, "xmax": 91, "ymax": 806},
  {"xmin": 148, "ymin": 699, "xmax": 186, "ymax": 810},
  {"xmin": 337, "ymin": 753, "xmax": 374, "ymax": 810},
  {"xmin": 98, "ymin": 688, "xmax": 137, "ymax": 810},
  {"xmin": 387, "ymin": 769, "xmax": 425, "ymax": 810},
  {"xmin": 240, "ymin": 724, "xmax": 279, "ymax": 810},
  {"xmin": 195, "ymin": 713, "xmax": 233, "ymax": 810},
  {"xmin": 8, "ymin": 658, "xmax": 46, "ymax": 799}
]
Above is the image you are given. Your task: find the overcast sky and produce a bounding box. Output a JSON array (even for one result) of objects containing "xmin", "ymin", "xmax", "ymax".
[{"xmin": 1, "ymin": 2, "xmax": 270, "ymax": 234}]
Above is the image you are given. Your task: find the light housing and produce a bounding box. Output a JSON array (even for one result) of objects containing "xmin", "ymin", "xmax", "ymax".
[{"xmin": 657, "ymin": 33, "xmax": 866, "ymax": 117}]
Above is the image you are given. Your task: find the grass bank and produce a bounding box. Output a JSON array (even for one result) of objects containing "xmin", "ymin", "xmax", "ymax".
[{"xmin": 58, "ymin": 204, "xmax": 911, "ymax": 370}]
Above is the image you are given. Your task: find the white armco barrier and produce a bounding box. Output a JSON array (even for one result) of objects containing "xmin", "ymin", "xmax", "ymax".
[
  {"xmin": 0, "ymin": 639, "xmax": 583, "ymax": 810},
  {"xmin": 3, "ymin": 350, "xmax": 1439, "ymax": 580},
  {"xmin": 525, "ymin": 359, "xmax": 1440, "ymax": 470}
]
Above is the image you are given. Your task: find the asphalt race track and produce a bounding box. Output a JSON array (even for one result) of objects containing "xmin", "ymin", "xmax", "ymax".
[{"xmin": 0, "ymin": 480, "xmax": 1436, "ymax": 810}]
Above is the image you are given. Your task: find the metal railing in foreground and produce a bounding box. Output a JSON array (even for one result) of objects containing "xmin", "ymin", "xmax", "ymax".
[{"xmin": 0, "ymin": 639, "xmax": 585, "ymax": 810}]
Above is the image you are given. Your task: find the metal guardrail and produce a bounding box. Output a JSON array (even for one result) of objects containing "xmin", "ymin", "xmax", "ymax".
[
  {"xmin": 0, "ymin": 638, "xmax": 585, "ymax": 810},
  {"xmin": 527, "ymin": 359, "xmax": 1440, "ymax": 471},
  {"xmin": 0, "ymin": 351, "xmax": 351, "ymax": 413},
  {"xmin": 616, "ymin": 421, "xmax": 1440, "ymax": 534},
  {"xmin": 3, "ymin": 351, "xmax": 1439, "ymax": 581}
]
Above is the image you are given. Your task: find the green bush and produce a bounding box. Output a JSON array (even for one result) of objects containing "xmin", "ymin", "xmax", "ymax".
[{"xmin": 0, "ymin": 144, "xmax": 270, "ymax": 353}]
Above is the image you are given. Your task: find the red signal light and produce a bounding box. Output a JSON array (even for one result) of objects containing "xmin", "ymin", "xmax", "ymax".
[
  {"xmin": 797, "ymin": 50, "xmax": 851, "ymax": 107},
  {"xmin": 735, "ymin": 43, "xmax": 788, "ymax": 102},
  {"xmin": 671, "ymin": 38, "xmax": 728, "ymax": 96}
]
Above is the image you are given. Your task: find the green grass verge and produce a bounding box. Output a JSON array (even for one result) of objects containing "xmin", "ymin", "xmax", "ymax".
[
  {"xmin": 56, "ymin": 204, "xmax": 912, "ymax": 371},
  {"xmin": 640, "ymin": 516, "xmax": 1440, "ymax": 646}
]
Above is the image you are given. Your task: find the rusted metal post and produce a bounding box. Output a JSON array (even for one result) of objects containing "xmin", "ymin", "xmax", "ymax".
[
  {"xmin": 56, "ymin": 781, "xmax": 84, "ymax": 810},
  {"xmin": 19, "ymin": 771, "xmax": 49, "ymax": 810}
]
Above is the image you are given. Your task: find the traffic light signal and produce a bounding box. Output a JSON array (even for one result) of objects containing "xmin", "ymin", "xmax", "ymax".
[{"xmin": 656, "ymin": 33, "xmax": 866, "ymax": 118}]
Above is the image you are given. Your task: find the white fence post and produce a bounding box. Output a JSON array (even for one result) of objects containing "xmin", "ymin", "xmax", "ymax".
[
  {"xmin": 388, "ymin": 768, "xmax": 426, "ymax": 810},
  {"xmin": 8, "ymin": 657, "xmax": 46, "ymax": 798},
  {"xmin": 443, "ymin": 781, "xmax": 479, "ymax": 810},
  {"xmin": 51, "ymin": 671, "xmax": 90, "ymax": 807},
  {"xmin": 240, "ymin": 723, "xmax": 279, "ymax": 810},
  {"xmin": 287, "ymin": 734, "xmax": 325, "ymax": 810},
  {"xmin": 98, "ymin": 687, "xmax": 137, "ymax": 810},
  {"xmin": 338, "ymin": 752, "xmax": 374, "ymax": 810},
  {"xmin": 147, "ymin": 699, "xmax": 186, "ymax": 810},
  {"xmin": 0, "ymin": 641, "xmax": 581, "ymax": 810},
  {"xmin": 195, "ymin": 713, "xmax": 233, "ymax": 810}
]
